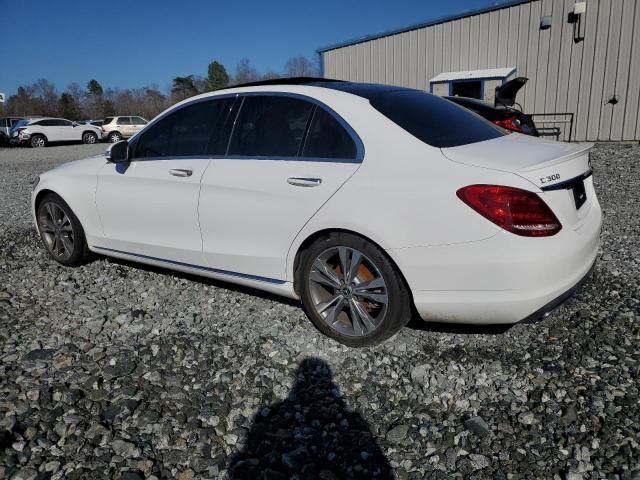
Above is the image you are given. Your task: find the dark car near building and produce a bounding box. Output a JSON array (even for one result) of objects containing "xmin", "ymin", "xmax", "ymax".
[
  {"xmin": 446, "ymin": 77, "xmax": 539, "ymax": 136},
  {"xmin": 0, "ymin": 117, "xmax": 25, "ymax": 145}
]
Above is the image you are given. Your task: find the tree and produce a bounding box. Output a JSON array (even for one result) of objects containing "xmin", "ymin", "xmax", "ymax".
[
  {"xmin": 284, "ymin": 56, "xmax": 318, "ymax": 77},
  {"xmin": 66, "ymin": 82, "xmax": 85, "ymax": 106},
  {"xmin": 143, "ymin": 88, "xmax": 166, "ymax": 118},
  {"xmin": 59, "ymin": 92, "xmax": 80, "ymax": 120},
  {"xmin": 32, "ymin": 78, "xmax": 59, "ymax": 116},
  {"xmin": 87, "ymin": 79, "xmax": 104, "ymax": 98},
  {"xmin": 261, "ymin": 70, "xmax": 281, "ymax": 80},
  {"xmin": 171, "ymin": 75, "xmax": 198, "ymax": 100},
  {"xmin": 85, "ymin": 79, "xmax": 105, "ymax": 119},
  {"xmin": 205, "ymin": 61, "xmax": 230, "ymax": 91},
  {"xmin": 233, "ymin": 58, "xmax": 259, "ymax": 85}
]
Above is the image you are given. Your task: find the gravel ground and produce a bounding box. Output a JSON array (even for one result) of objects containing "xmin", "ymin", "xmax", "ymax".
[{"xmin": 0, "ymin": 143, "xmax": 638, "ymax": 480}]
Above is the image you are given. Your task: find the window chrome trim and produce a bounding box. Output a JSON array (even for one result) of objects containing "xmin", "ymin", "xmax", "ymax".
[{"xmin": 129, "ymin": 91, "xmax": 364, "ymax": 164}]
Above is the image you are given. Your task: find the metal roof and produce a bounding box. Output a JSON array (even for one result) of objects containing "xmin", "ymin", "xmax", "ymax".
[
  {"xmin": 430, "ymin": 67, "xmax": 516, "ymax": 83},
  {"xmin": 317, "ymin": 0, "xmax": 533, "ymax": 53}
]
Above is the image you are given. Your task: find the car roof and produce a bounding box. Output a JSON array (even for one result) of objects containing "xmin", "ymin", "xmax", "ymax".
[{"xmin": 212, "ymin": 77, "xmax": 418, "ymax": 100}]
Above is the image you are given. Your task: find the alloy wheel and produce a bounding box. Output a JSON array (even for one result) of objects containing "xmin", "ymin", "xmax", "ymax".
[
  {"xmin": 307, "ymin": 246, "xmax": 388, "ymax": 337},
  {"xmin": 32, "ymin": 136, "xmax": 45, "ymax": 148},
  {"xmin": 38, "ymin": 202, "xmax": 75, "ymax": 261}
]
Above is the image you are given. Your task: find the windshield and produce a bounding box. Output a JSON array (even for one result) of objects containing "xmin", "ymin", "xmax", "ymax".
[
  {"xmin": 10, "ymin": 119, "xmax": 29, "ymax": 132},
  {"xmin": 369, "ymin": 90, "xmax": 505, "ymax": 148}
]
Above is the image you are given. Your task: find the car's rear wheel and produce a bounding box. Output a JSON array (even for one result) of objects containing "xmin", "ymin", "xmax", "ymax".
[
  {"xmin": 30, "ymin": 135, "xmax": 47, "ymax": 148},
  {"xmin": 108, "ymin": 131, "xmax": 122, "ymax": 143},
  {"xmin": 82, "ymin": 132, "xmax": 97, "ymax": 144},
  {"xmin": 298, "ymin": 232, "xmax": 412, "ymax": 347},
  {"xmin": 37, "ymin": 193, "xmax": 89, "ymax": 267}
]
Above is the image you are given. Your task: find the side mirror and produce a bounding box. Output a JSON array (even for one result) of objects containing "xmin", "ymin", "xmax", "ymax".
[
  {"xmin": 72, "ymin": 121, "xmax": 78, "ymax": 127},
  {"xmin": 106, "ymin": 140, "xmax": 129, "ymax": 163}
]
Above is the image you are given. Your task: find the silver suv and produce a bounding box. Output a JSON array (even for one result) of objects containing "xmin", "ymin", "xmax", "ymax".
[{"xmin": 101, "ymin": 116, "xmax": 148, "ymax": 143}]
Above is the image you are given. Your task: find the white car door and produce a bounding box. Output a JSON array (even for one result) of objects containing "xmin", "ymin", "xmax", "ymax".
[
  {"xmin": 199, "ymin": 95, "xmax": 361, "ymax": 282},
  {"xmin": 56, "ymin": 119, "xmax": 77, "ymax": 141},
  {"xmin": 95, "ymin": 97, "xmax": 234, "ymax": 265},
  {"xmin": 131, "ymin": 116, "xmax": 148, "ymax": 135},
  {"xmin": 116, "ymin": 117, "xmax": 135, "ymax": 138}
]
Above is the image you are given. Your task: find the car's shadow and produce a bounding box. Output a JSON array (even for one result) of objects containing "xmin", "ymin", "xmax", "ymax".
[
  {"xmin": 100, "ymin": 255, "xmax": 512, "ymax": 336},
  {"xmin": 102, "ymin": 255, "xmax": 301, "ymax": 308}
]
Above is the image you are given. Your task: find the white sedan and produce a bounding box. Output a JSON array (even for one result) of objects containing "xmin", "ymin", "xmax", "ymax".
[{"xmin": 31, "ymin": 80, "xmax": 601, "ymax": 346}]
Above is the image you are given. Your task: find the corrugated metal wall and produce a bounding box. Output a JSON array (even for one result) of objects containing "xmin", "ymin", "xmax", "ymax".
[{"xmin": 322, "ymin": 0, "xmax": 640, "ymax": 142}]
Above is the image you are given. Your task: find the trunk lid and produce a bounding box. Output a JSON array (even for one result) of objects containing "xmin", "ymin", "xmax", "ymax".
[
  {"xmin": 442, "ymin": 134, "xmax": 595, "ymax": 230},
  {"xmin": 494, "ymin": 76, "xmax": 528, "ymax": 107}
]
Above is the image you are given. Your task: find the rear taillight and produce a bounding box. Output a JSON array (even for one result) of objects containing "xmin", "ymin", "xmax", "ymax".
[
  {"xmin": 17, "ymin": 127, "xmax": 26, "ymax": 134},
  {"xmin": 493, "ymin": 116, "xmax": 523, "ymax": 132},
  {"xmin": 457, "ymin": 185, "xmax": 562, "ymax": 237}
]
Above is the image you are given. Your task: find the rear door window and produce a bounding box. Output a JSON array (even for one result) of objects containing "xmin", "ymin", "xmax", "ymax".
[
  {"xmin": 228, "ymin": 96, "xmax": 313, "ymax": 157},
  {"xmin": 133, "ymin": 97, "xmax": 235, "ymax": 158},
  {"xmin": 302, "ymin": 107, "xmax": 356, "ymax": 160},
  {"xmin": 370, "ymin": 90, "xmax": 505, "ymax": 148},
  {"xmin": 117, "ymin": 117, "xmax": 131, "ymax": 125}
]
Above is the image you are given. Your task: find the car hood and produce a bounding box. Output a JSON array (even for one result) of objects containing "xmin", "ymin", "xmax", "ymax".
[{"xmin": 49, "ymin": 154, "xmax": 107, "ymax": 175}]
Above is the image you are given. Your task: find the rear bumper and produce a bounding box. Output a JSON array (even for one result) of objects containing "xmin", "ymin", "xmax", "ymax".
[
  {"xmin": 387, "ymin": 194, "xmax": 602, "ymax": 325},
  {"xmin": 519, "ymin": 259, "xmax": 595, "ymax": 324}
]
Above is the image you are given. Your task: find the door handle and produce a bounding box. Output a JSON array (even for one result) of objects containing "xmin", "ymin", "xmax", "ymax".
[
  {"xmin": 287, "ymin": 177, "xmax": 322, "ymax": 187},
  {"xmin": 169, "ymin": 168, "xmax": 193, "ymax": 177}
]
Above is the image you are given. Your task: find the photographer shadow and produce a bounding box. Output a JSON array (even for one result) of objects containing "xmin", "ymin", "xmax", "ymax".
[{"xmin": 228, "ymin": 357, "xmax": 393, "ymax": 480}]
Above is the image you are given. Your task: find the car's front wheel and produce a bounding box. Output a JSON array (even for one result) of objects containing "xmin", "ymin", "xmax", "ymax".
[
  {"xmin": 82, "ymin": 132, "xmax": 97, "ymax": 144},
  {"xmin": 30, "ymin": 135, "xmax": 47, "ymax": 148},
  {"xmin": 107, "ymin": 131, "xmax": 122, "ymax": 143},
  {"xmin": 298, "ymin": 232, "xmax": 412, "ymax": 347},
  {"xmin": 36, "ymin": 193, "xmax": 89, "ymax": 267}
]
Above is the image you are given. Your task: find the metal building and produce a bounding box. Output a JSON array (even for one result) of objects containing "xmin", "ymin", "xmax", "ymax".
[{"xmin": 318, "ymin": 0, "xmax": 640, "ymax": 142}]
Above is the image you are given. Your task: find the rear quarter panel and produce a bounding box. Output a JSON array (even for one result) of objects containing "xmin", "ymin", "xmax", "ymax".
[{"xmin": 285, "ymin": 105, "xmax": 536, "ymax": 282}]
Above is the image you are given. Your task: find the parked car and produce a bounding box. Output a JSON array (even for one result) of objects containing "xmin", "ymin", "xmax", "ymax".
[
  {"xmin": 14, "ymin": 118, "xmax": 102, "ymax": 148},
  {"xmin": 101, "ymin": 116, "xmax": 147, "ymax": 143},
  {"xmin": 446, "ymin": 77, "xmax": 539, "ymax": 135},
  {"xmin": 0, "ymin": 117, "xmax": 25, "ymax": 145},
  {"xmin": 90, "ymin": 120, "xmax": 103, "ymax": 127},
  {"xmin": 31, "ymin": 78, "xmax": 601, "ymax": 346}
]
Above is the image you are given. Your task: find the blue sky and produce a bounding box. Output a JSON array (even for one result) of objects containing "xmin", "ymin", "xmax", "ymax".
[{"xmin": 0, "ymin": 0, "xmax": 506, "ymax": 95}]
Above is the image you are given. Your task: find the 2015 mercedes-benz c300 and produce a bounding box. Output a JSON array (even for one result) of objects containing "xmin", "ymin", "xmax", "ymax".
[{"xmin": 32, "ymin": 78, "xmax": 601, "ymax": 346}]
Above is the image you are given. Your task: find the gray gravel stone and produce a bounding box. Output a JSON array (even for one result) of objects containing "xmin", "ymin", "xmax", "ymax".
[{"xmin": 1, "ymin": 143, "xmax": 639, "ymax": 478}]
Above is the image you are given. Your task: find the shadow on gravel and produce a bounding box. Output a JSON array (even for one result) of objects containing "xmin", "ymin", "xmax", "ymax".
[
  {"xmin": 103, "ymin": 256, "xmax": 300, "ymax": 307},
  {"xmin": 406, "ymin": 314, "xmax": 512, "ymax": 335},
  {"xmin": 228, "ymin": 358, "xmax": 393, "ymax": 480}
]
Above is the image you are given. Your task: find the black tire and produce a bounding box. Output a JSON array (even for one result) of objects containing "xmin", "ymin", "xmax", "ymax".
[
  {"xmin": 30, "ymin": 134, "xmax": 47, "ymax": 148},
  {"xmin": 36, "ymin": 193, "xmax": 89, "ymax": 267},
  {"xmin": 108, "ymin": 131, "xmax": 122, "ymax": 143},
  {"xmin": 297, "ymin": 232, "xmax": 412, "ymax": 347},
  {"xmin": 82, "ymin": 131, "xmax": 98, "ymax": 144}
]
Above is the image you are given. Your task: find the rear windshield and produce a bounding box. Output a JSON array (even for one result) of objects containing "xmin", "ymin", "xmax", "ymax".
[
  {"xmin": 103, "ymin": 117, "xmax": 114, "ymax": 125},
  {"xmin": 369, "ymin": 90, "xmax": 505, "ymax": 148}
]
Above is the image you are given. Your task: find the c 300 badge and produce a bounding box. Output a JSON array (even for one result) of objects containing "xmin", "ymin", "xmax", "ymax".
[{"xmin": 540, "ymin": 173, "xmax": 560, "ymax": 184}]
